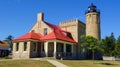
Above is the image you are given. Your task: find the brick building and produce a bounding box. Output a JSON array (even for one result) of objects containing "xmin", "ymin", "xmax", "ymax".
[
  {"xmin": 0, "ymin": 41, "xmax": 9, "ymax": 57},
  {"xmin": 12, "ymin": 4, "xmax": 100, "ymax": 59}
]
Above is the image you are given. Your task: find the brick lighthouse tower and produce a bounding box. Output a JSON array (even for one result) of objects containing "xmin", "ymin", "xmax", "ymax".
[{"xmin": 86, "ymin": 3, "xmax": 101, "ymax": 40}]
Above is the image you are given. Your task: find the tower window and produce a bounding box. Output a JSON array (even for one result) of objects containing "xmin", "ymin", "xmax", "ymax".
[{"xmin": 44, "ymin": 28, "xmax": 47, "ymax": 35}]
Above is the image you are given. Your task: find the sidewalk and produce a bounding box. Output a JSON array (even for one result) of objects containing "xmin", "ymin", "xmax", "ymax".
[{"xmin": 47, "ymin": 60, "xmax": 68, "ymax": 67}]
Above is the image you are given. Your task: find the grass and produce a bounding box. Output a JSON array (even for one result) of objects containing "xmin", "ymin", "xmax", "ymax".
[
  {"xmin": 0, "ymin": 58, "xmax": 120, "ymax": 67},
  {"xmin": 2, "ymin": 56, "xmax": 12, "ymax": 59},
  {"xmin": 58, "ymin": 60, "xmax": 120, "ymax": 67},
  {"xmin": 0, "ymin": 60, "xmax": 55, "ymax": 67}
]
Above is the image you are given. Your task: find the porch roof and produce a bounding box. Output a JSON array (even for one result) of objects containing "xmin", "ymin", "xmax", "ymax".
[
  {"xmin": 13, "ymin": 32, "xmax": 43, "ymax": 41},
  {"xmin": 41, "ymin": 30, "xmax": 76, "ymax": 43}
]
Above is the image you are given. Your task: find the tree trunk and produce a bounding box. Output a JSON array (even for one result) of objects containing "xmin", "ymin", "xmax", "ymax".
[{"xmin": 92, "ymin": 50, "xmax": 94, "ymax": 64}]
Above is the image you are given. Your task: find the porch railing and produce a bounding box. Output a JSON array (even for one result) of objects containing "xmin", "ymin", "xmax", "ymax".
[{"xmin": 40, "ymin": 52, "xmax": 76, "ymax": 58}]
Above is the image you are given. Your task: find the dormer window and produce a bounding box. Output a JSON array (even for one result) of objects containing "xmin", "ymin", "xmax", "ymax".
[{"xmin": 44, "ymin": 28, "xmax": 47, "ymax": 35}]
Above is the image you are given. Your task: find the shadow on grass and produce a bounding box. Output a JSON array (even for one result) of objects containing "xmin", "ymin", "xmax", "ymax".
[{"xmin": 95, "ymin": 62, "xmax": 119, "ymax": 66}]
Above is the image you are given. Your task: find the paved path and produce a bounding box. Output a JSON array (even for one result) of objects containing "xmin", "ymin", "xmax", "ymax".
[{"xmin": 47, "ymin": 60, "xmax": 68, "ymax": 67}]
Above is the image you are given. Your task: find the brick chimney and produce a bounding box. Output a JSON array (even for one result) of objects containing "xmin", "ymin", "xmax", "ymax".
[{"xmin": 37, "ymin": 12, "xmax": 44, "ymax": 21}]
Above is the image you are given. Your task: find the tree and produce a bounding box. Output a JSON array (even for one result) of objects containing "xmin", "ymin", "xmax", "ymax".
[
  {"xmin": 80, "ymin": 35, "xmax": 104, "ymax": 62},
  {"xmin": 102, "ymin": 32, "xmax": 116, "ymax": 56},
  {"xmin": 5, "ymin": 35, "xmax": 14, "ymax": 52},
  {"xmin": 114, "ymin": 36, "xmax": 120, "ymax": 56}
]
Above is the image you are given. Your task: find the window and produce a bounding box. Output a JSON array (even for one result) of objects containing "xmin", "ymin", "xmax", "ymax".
[
  {"xmin": 67, "ymin": 33, "xmax": 72, "ymax": 39},
  {"xmin": 44, "ymin": 28, "xmax": 47, "ymax": 35},
  {"xmin": 16, "ymin": 43, "xmax": 19, "ymax": 51},
  {"xmin": 24, "ymin": 42, "xmax": 27, "ymax": 51},
  {"xmin": 31, "ymin": 30, "xmax": 35, "ymax": 32},
  {"xmin": 33, "ymin": 42, "xmax": 37, "ymax": 51}
]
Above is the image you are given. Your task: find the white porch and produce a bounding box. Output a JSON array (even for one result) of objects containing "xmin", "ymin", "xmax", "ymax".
[
  {"xmin": 43, "ymin": 40, "xmax": 76, "ymax": 59},
  {"xmin": 12, "ymin": 40, "xmax": 77, "ymax": 59}
]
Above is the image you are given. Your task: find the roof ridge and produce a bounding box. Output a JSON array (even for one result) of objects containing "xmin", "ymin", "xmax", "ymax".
[{"xmin": 45, "ymin": 22, "xmax": 61, "ymax": 30}]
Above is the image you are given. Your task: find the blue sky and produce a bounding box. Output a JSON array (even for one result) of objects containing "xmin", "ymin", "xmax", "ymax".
[{"xmin": 0, "ymin": 0, "xmax": 120, "ymax": 40}]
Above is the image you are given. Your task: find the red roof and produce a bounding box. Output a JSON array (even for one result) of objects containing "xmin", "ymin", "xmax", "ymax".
[
  {"xmin": 45, "ymin": 22, "xmax": 61, "ymax": 30},
  {"xmin": 13, "ymin": 32, "xmax": 43, "ymax": 41},
  {"xmin": 41, "ymin": 30, "xmax": 76, "ymax": 43},
  {"xmin": 13, "ymin": 22, "xmax": 76, "ymax": 43}
]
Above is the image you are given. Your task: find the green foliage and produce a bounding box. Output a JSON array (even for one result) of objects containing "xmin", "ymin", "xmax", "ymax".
[
  {"xmin": 80, "ymin": 35, "xmax": 104, "ymax": 61},
  {"xmin": 5, "ymin": 35, "xmax": 14, "ymax": 52},
  {"xmin": 102, "ymin": 32, "xmax": 116, "ymax": 56},
  {"xmin": 114, "ymin": 36, "xmax": 120, "ymax": 56},
  {"xmin": 80, "ymin": 35, "xmax": 104, "ymax": 53}
]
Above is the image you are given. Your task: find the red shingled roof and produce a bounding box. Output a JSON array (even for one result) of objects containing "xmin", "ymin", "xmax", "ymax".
[
  {"xmin": 13, "ymin": 32, "xmax": 43, "ymax": 41},
  {"xmin": 41, "ymin": 30, "xmax": 76, "ymax": 43},
  {"xmin": 45, "ymin": 22, "xmax": 61, "ymax": 30},
  {"xmin": 13, "ymin": 22, "xmax": 76, "ymax": 43}
]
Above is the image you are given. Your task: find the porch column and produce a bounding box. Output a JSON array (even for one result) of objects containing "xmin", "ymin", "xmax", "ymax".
[
  {"xmin": 13, "ymin": 43, "xmax": 16, "ymax": 52},
  {"xmin": 63, "ymin": 43, "xmax": 66, "ymax": 56},
  {"xmin": 19, "ymin": 42, "xmax": 24, "ymax": 52},
  {"xmin": 36, "ymin": 42, "xmax": 38, "ymax": 52},
  {"xmin": 45, "ymin": 42, "xmax": 48, "ymax": 57},
  {"xmin": 54, "ymin": 41, "xmax": 57, "ymax": 58},
  {"xmin": 71, "ymin": 44, "xmax": 74, "ymax": 57},
  {"xmin": 41, "ymin": 43, "xmax": 43, "ymax": 52},
  {"xmin": 27, "ymin": 41, "xmax": 31, "ymax": 58},
  {"xmin": 0, "ymin": 50, "xmax": 1, "ymax": 57}
]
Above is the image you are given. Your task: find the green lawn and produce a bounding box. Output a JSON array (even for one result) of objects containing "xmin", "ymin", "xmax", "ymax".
[
  {"xmin": 0, "ymin": 60, "xmax": 55, "ymax": 67},
  {"xmin": 0, "ymin": 59, "xmax": 120, "ymax": 67},
  {"xmin": 58, "ymin": 60, "xmax": 120, "ymax": 67}
]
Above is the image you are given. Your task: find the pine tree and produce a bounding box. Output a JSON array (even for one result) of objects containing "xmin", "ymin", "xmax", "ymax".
[
  {"xmin": 115, "ymin": 36, "xmax": 120, "ymax": 56},
  {"xmin": 102, "ymin": 32, "xmax": 116, "ymax": 56}
]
